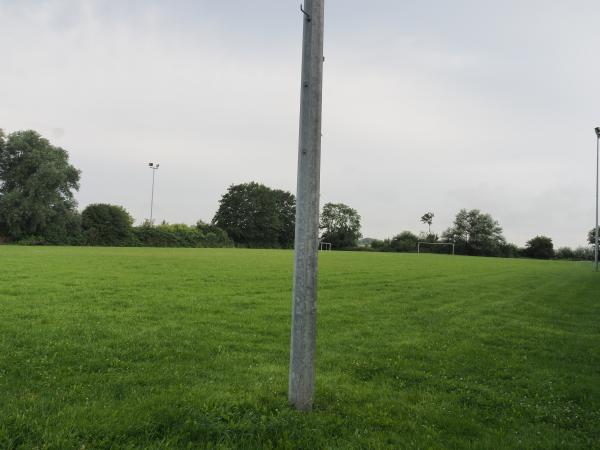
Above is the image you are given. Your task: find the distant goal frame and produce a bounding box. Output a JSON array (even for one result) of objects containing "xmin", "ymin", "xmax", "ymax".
[
  {"xmin": 417, "ymin": 242, "xmax": 455, "ymax": 255},
  {"xmin": 319, "ymin": 242, "xmax": 332, "ymax": 251}
]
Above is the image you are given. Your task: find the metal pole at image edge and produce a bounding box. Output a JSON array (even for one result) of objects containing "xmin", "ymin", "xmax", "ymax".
[
  {"xmin": 289, "ymin": 0, "xmax": 325, "ymax": 411},
  {"xmin": 595, "ymin": 128, "xmax": 599, "ymax": 271}
]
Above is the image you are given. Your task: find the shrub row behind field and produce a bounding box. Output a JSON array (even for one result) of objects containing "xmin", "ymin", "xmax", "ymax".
[{"xmin": 17, "ymin": 203, "xmax": 233, "ymax": 248}]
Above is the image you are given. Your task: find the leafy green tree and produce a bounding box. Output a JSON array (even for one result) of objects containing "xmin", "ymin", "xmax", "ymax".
[
  {"xmin": 588, "ymin": 227, "xmax": 599, "ymax": 245},
  {"xmin": 320, "ymin": 203, "xmax": 362, "ymax": 249},
  {"xmin": 0, "ymin": 130, "xmax": 81, "ymax": 242},
  {"xmin": 82, "ymin": 204, "xmax": 134, "ymax": 246},
  {"xmin": 419, "ymin": 231, "xmax": 439, "ymax": 243},
  {"xmin": 420, "ymin": 212, "xmax": 434, "ymax": 234},
  {"xmin": 272, "ymin": 189, "xmax": 296, "ymax": 248},
  {"xmin": 442, "ymin": 209, "xmax": 505, "ymax": 256},
  {"xmin": 212, "ymin": 182, "xmax": 295, "ymax": 248},
  {"xmin": 524, "ymin": 235, "xmax": 555, "ymax": 259}
]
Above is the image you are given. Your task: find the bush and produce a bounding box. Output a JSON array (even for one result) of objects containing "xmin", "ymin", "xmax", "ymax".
[
  {"xmin": 573, "ymin": 246, "xmax": 594, "ymax": 261},
  {"xmin": 44, "ymin": 210, "xmax": 83, "ymax": 245},
  {"xmin": 556, "ymin": 247, "xmax": 575, "ymax": 260},
  {"xmin": 389, "ymin": 231, "xmax": 419, "ymax": 252},
  {"xmin": 370, "ymin": 239, "xmax": 385, "ymax": 250},
  {"xmin": 524, "ymin": 236, "xmax": 555, "ymax": 259},
  {"xmin": 82, "ymin": 204, "xmax": 134, "ymax": 246},
  {"xmin": 9, "ymin": 210, "xmax": 83, "ymax": 246},
  {"xmin": 132, "ymin": 221, "xmax": 233, "ymax": 248},
  {"xmin": 498, "ymin": 243, "xmax": 520, "ymax": 258},
  {"xmin": 196, "ymin": 221, "xmax": 233, "ymax": 247},
  {"xmin": 132, "ymin": 225, "xmax": 182, "ymax": 247},
  {"xmin": 369, "ymin": 232, "xmax": 419, "ymax": 253},
  {"xmin": 15, "ymin": 235, "xmax": 47, "ymax": 246}
]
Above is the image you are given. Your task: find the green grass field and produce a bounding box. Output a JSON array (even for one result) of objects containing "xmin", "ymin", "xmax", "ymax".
[{"xmin": 0, "ymin": 246, "xmax": 599, "ymax": 449}]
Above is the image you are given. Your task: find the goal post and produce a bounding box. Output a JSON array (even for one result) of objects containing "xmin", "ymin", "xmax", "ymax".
[
  {"xmin": 417, "ymin": 242, "xmax": 455, "ymax": 255},
  {"xmin": 319, "ymin": 242, "xmax": 332, "ymax": 251}
]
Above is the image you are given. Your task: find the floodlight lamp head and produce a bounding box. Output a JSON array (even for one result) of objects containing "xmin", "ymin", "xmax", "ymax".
[
  {"xmin": 595, "ymin": 127, "xmax": 600, "ymax": 138},
  {"xmin": 149, "ymin": 162, "xmax": 153, "ymax": 167},
  {"xmin": 156, "ymin": 164, "xmax": 160, "ymax": 168}
]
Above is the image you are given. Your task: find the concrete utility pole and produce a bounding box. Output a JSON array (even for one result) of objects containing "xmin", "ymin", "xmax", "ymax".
[{"xmin": 289, "ymin": 0, "xmax": 325, "ymax": 411}]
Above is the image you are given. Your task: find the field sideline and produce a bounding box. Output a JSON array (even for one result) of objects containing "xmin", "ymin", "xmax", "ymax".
[{"xmin": 0, "ymin": 246, "xmax": 599, "ymax": 449}]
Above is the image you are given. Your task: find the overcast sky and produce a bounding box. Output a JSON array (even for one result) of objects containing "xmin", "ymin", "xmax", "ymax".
[{"xmin": 1, "ymin": 0, "xmax": 599, "ymax": 248}]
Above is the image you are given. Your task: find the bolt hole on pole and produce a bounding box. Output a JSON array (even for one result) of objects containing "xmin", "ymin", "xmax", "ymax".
[{"xmin": 289, "ymin": 0, "xmax": 325, "ymax": 412}]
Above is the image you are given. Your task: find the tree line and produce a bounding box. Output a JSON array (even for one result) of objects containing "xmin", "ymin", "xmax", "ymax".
[
  {"xmin": 0, "ymin": 129, "xmax": 597, "ymax": 259},
  {"xmin": 0, "ymin": 130, "xmax": 360, "ymax": 249},
  {"xmin": 211, "ymin": 182, "xmax": 361, "ymax": 249},
  {"xmin": 369, "ymin": 210, "xmax": 596, "ymax": 261}
]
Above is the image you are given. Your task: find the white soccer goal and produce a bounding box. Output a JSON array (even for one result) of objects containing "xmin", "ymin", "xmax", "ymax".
[
  {"xmin": 417, "ymin": 242, "xmax": 455, "ymax": 255},
  {"xmin": 319, "ymin": 242, "xmax": 332, "ymax": 251}
]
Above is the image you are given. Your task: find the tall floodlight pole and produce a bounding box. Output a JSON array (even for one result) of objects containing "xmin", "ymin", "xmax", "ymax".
[
  {"xmin": 289, "ymin": 0, "xmax": 325, "ymax": 411},
  {"xmin": 148, "ymin": 162, "xmax": 160, "ymax": 225},
  {"xmin": 595, "ymin": 128, "xmax": 599, "ymax": 272}
]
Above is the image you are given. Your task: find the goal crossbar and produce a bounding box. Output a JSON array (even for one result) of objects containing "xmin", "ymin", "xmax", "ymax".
[{"xmin": 417, "ymin": 242, "xmax": 455, "ymax": 255}]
